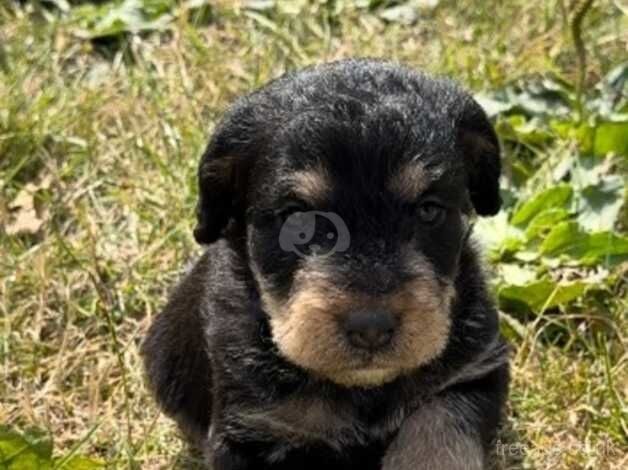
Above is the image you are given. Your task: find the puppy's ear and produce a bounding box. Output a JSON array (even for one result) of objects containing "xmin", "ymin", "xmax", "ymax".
[
  {"xmin": 456, "ymin": 99, "xmax": 502, "ymax": 216},
  {"xmin": 194, "ymin": 112, "xmax": 258, "ymax": 244}
]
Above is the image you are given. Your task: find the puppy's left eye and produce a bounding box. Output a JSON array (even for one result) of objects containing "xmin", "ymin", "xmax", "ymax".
[{"xmin": 417, "ymin": 202, "xmax": 445, "ymax": 225}]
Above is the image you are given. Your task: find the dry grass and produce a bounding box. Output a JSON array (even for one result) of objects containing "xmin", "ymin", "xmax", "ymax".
[{"xmin": 1, "ymin": 1, "xmax": 626, "ymax": 468}]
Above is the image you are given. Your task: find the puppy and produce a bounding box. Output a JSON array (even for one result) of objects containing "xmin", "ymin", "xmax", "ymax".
[{"xmin": 142, "ymin": 58, "xmax": 510, "ymax": 470}]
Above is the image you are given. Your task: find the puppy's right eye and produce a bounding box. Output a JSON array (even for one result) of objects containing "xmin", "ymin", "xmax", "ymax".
[
  {"xmin": 417, "ymin": 201, "xmax": 446, "ymax": 225},
  {"xmin": 399, "ymin": 200, "xmax": 446, "ymax": 226}
]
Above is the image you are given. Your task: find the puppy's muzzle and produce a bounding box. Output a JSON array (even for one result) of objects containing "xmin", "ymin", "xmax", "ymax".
[{"xmin": 342, "ymin": 309, "xmax": 398, "ymax": 351}]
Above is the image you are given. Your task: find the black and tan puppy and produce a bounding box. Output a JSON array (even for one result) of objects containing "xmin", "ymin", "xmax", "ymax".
[{"xmin": 142, "ymin": 58, "xmax": 510, "ymax": 470}]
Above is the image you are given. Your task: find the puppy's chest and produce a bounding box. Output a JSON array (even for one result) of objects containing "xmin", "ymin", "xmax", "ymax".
[{"xmin": 232, "ymin": 396, "xmax": 403, "ymax": 452}]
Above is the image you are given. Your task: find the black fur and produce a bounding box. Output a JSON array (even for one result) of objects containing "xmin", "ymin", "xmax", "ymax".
[{"xmin": 142, "ymin": 59, "xmax": 509, "ymax": 469}]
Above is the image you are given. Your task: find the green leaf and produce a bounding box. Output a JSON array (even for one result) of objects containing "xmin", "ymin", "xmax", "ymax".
[
  {"xmin": 496, "ymin": 263, "xmax": 537, "ymax": 285},
  {"xmin": 600, "ymin": 62, "xmax": 628, "ymax": 94},
  {"xmin": 55, "ymin": 456, "xmax": 105, "ymax": 469},
  {"xmin": 591, "ymin": 62, "xmax": 628, "ymax": 116},
  {"xmin": 591, "ymin": 120, "xmax": 628, "ymax": 157},
  {"xmin": 506, "ymin": 115, "xmax": 553, "ymax": 145},
  {"xmin": 568, "ymin": 119, "xmax": 628, "ymax": 158},
  {"xmin": 498, "ymin": 279, "xmax": 588, "ymax": 313},
  {"xmin": 540, "ymin": 221, "xmax": 628, "ymax": 265},
  {"xmin": 566, "ymin": 156, "xmax": 625, "ymax": 230},
  {"xmin": 474, "ymin": 211, "xmax": 525, "ymax": 260},
  {"xmin": 70, "ymin": 0, "xmax": 175, "ymax": 39},
  {"xmin": 577, "ymin": 176, "xmax": 625, "ymax": 231},
  {"xmin": 511, "ymin": 184, "xmax": 573, "ymax": 228},
  {"xmin": 0, "ymin": 426, "xmax": 53, "ymax": 469},
  {"xmin": 474, "ymin": 94, "xmax": 514, "ymax": 118},
  {"xmin": 479, "ymin": 78, "xmax": 573, "ymax": 119},
  {"xmin": 525, "ymin": 208, "xmax": 570, "ymax": 239},
  {"xmin": 0, "ymin": 426, "xmax": 104, "ymax": 470}
]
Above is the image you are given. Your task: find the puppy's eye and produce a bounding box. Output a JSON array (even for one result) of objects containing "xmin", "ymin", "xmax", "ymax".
[{"xmin": 417, "ymin": 202, "xmax": 445, "ymax": 224}]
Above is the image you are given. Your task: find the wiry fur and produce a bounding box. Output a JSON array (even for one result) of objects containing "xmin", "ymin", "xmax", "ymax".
[{"xmin": 142, "ymin": 58, "xmax": 510, "ymax": 469}]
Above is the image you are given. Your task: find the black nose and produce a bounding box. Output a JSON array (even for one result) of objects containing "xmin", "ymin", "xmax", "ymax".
[{"xmin": 343, "ymin": 309, "xmax": 397, "ymax": 350}]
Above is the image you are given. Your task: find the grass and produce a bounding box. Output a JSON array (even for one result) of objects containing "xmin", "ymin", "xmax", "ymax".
[{"xmin": 1, "ymin": 1, "xmax": 626, "ymax": 468}]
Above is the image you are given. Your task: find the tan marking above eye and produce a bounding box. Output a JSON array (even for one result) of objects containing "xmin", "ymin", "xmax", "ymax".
[
  {"xmin": 284, "ymin": 167, "xmax": 332, "ymax": 205},
  {"xmin": 387, "ymin": 163, "xmax": 430, "ymax": 202}
]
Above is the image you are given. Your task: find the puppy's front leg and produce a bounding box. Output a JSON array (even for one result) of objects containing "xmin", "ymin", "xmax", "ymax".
[
  {"xmin": 382, "ymin": 365, "xmax": 508, "ymax": 470},
  {"xmin": 383, "ymin": 393, "xmax": 486, "ymax": 470},
  {"xmin": 383, "ymin": 346, "xmax": 509, "ymax": 470}
]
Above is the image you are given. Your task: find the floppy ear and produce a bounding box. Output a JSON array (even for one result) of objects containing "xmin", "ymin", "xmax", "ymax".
[
  {"xmin": 194, "ymin": 149, "xmax": 246, "ymax": 244},
  {"xmin": 194, "ymin": 110, "xmax": 260, "ymax": 245},
  {"xmin": 456, "ymin": 99, "xmax": 502, "ymax": 216}
]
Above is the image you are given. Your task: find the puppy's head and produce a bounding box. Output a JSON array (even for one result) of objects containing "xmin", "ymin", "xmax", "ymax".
[{"xmin": 195, "ymin": 61, "xmax": 501, "ymax": 388}]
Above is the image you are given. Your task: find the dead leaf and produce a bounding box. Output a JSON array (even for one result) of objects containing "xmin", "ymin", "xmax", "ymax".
[{"xmin": 5, "ymin": 176, "xmax": 52, "ymax": 236}]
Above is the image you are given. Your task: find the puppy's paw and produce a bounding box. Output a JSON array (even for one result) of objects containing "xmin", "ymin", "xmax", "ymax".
[{"xmin": 382, "ymin": 396, "xmax": 486, "ymax": 470}]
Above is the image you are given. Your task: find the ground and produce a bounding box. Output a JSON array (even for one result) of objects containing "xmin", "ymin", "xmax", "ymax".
[{"xmin": 0, "ymin": 1, "xmax": 626, "ymax": 469}]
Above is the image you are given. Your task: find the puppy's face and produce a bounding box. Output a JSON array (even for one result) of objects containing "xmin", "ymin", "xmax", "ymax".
[
  {"xmin": 195, "ymin": 62, "xmax": 500, "ymax": 388},
  {"xmin": 245, "ymin": 113, "xmax": 475, "ymax": 388}
]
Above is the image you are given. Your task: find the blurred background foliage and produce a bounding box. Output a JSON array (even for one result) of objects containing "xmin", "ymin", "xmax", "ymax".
[{"xmin": 0, "ymin": 0, "xmax": 626, "ymax": 468}]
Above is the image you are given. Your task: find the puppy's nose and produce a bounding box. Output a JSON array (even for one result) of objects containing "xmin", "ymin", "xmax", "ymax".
[{"xmin": 343, "ymin": 309, "xmax": 397, "ymax": 350}]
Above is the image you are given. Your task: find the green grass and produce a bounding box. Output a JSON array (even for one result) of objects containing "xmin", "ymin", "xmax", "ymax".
[{"xmin": 1, "ymin": 1, "xmax": 626, "ymax": 468}]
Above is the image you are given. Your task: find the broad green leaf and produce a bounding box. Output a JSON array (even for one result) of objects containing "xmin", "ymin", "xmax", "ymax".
[
  {"xmin": 540, "ymin": 221, "xmax": 628, "ymax": 265},
  {"xmin": 483, "ymin": 78, "xmax": 573, "ymax": 119},
  {"xmin": 474, "ymin": 211, "xmax": 525, "ymax": 259},
  {"xmin": 496, "ymin": 263, "xmax": 537, "ymax": 285},
  {"xmin": 55, "ymin": 456, "xmax": 105, "ymax": 469},
  {"xmin": 511, "ymin": 185, "xmax": 573, "ymax": 228},
  {"xmin": 525, "ymin": 208, "xmax": 570, "ymax": 239},
  {"xmin": 506, "ymin": 115, "xmax": 553, "ymax": 146},
  {"xmin": 571, "ymin": 119, "xmax": 628, "ymax": 157},
  {"xmin": 577, "ymin": 176, "xmax": 625, "ymax": 231},
  {"xmin": 498, "ymin": 279, "xmax": 588, "ymax": 313},
  {"xmin": 0, "ymin": 427, "xmax": 103, "ymax": 469},
  {"xmin": 0, "ymin": 428, "xmax": 32, "ymax": 463},
  {"xmin": 600, "ymin": 62, "xmax": 628, "ymax": 94},
  {"xmin": 474, "ymin": 94, "xmax": 514, "ymax": 118},
  {"xmin": 512, "ymin": 78, "xmax": 573, "ymax": 117},
  {"xmin": 513, "ymin": 250, "xmax": 540, "ymax": 262},
  {"xmin": 592, "ymin": 120, "xmax": 628, "ymax": 157},
  {"xmin": 591, "ymin": 62, "xmax": 628, "ymax": 115},
  {"xmin": 567, "ymin": 156, "xmax": 625, "ymax": 230},
  {"xmin": 0, "ymin": 426, "xmax": 53, "ymax": 468},
  {"xmin": 569, "ymin": 154, "xmax": 616, "ymax": 187}
]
